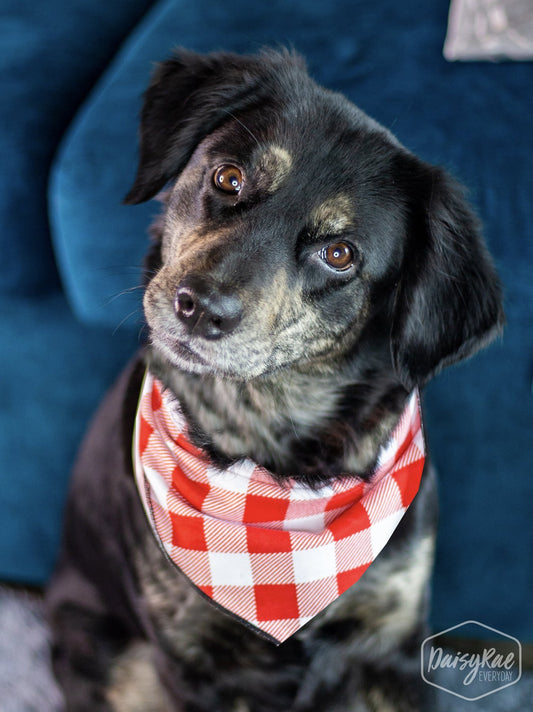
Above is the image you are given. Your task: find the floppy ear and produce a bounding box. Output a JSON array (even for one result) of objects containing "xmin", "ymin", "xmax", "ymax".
[
  {"xmin": 124, "ymin": 48, "xmax": 305, "ymax": 204},
  {"xmin": 391, "ymin": 163, "xmax": 504, "ymax": 388}
]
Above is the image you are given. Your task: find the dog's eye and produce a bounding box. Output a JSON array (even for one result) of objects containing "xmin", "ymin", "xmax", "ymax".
[
  {"xmin": 213, "ymin": 165, "xmax": 243, "ymax": 194},
  {"xmin": 320, "ymin": 242, "xmax": 355, "ymax": 271}
]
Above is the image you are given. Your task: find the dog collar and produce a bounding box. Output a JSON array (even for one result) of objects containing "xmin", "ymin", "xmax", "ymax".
[{"xmin": 133, "ymin": 370, "xmax": 425, "ymax": 644}]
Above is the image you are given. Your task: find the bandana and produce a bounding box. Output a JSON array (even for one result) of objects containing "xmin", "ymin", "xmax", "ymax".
[{"xmin": 133, "ymin": 371, "xmax": 425, "ymax": 644}]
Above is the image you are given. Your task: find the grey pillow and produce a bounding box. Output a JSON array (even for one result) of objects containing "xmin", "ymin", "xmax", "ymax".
[{"xmin": 444, "ymin": 0, "xmax": 533, "ymax": 60}]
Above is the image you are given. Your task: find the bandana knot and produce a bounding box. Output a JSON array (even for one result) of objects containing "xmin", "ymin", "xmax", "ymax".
[{"xmin": 133, "ymin": 371, "xmax": 425, "ymax": 644}]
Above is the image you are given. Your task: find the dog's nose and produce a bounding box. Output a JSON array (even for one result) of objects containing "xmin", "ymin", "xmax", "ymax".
[{"xmin": 174, "ymin": 276, "xmax": 243, "ymax": 339}]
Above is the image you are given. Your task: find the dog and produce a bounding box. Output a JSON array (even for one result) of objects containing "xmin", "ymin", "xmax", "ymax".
[{"xmin": 46, "ymin": 49, "xmax": 504, "ymax": 712}]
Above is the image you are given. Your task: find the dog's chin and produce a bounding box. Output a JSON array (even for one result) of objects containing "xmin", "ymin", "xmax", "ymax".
[{"xmin": 149, "ymin": 332, "xmax": 274, "ymax": 381}]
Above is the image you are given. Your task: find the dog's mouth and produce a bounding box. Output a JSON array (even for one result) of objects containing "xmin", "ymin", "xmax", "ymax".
[
  {"xmin": 150, "ymin": 316, "xmax": 324, "ymax": 381},
  {"xmin": 152, "ymin": 331, "xmax": 209, "ymax": 368},
  {"xmin": 149, "ymin": 316, "xmax": 358, "ymax": 383},
  {"xmin": 150, "ymin": 327, "xmax": 268, "ymax": 379}
]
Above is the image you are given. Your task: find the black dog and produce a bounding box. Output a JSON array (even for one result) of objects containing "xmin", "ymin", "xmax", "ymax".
[{"xmin": 47, "ymin": 49, "xmax": 504, "ymax": 711}]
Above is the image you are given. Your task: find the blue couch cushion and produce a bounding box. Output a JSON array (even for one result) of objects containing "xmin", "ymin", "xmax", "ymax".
[
  {"xmin": 0, "ymin": 0, "xmax": 155, "ymax": 297},
  {"xmin": 0, "ymin": 294, "xmax": 140, "ymax": 584},
  {"xmin": 49, "ymin": 0, "xmax": 533, "ymax": 639}
]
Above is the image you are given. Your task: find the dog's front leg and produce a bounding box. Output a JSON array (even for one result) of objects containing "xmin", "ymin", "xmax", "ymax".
[
  {"xmin": 358, "ymin": 660, "xmax": 433, "ymax": 712},
  {"xmin": 307, "ymin": 660, "xmax": 432, "ymax": 712},
  {"xmin": 48, "ymin": 557, "xmax": 173, "ymax": 712},
  {"xmin": 47, "ymin": 557, "xmax": 126, "ymax": 711}
]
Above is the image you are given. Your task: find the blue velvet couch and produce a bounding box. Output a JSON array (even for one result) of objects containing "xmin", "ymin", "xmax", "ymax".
[{"xmin": 1, "ymin": 0, "xmax": 532, "ymax": 642}]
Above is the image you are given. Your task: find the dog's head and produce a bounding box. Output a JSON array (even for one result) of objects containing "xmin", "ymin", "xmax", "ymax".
[{"xmin": 126, "ymin": 49, "xmax": 503, "ymax": 389}]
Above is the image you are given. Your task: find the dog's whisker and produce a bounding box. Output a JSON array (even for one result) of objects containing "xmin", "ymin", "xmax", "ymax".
[
  {"xmin": 106, "ymin": 285, "xmax": 145, "ymax": 306},
  {"xmin": 93, "ymin": 264, "xmax": 145, "ymax": 275},
  {"xmin": 137, "ymin": 323, "xmax": 149, "ymax": 343},
  {"xmin": 221, "ymin": 109, "xmax": 262, "ymax": 148},
  {"xmin": 112, "ymin": 308, "xmax": 143, "ymax": 336}
]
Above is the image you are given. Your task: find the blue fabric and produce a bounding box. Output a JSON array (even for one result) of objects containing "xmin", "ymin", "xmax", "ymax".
[
  {"xmin": 0, "ymin": 0, "xmax": 155, "ymax": 297},
  {"xmin": 0, "ymin": 294, "xmax": 139, "ymax": 584},
  {"xmin": 0, "ymin": 0, "xmax": 155, "ymax": 582},
  {"xmin": 426, "ymin": 334, "xmax": 533, "ymax": 638}
]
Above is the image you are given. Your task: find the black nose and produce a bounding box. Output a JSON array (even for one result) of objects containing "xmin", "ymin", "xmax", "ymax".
[{"xmin": 174, "ymin": 276, "xmax": 243, "ymax": 339}]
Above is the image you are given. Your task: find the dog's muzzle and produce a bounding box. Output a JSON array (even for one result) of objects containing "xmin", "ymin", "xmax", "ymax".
[{"xmin": 174, "ymin": 275, "xmax": 243, "ymax": 340}]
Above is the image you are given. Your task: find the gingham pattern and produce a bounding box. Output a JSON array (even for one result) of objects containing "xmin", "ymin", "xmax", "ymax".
[{"xmin": 133, "ymin": 371, "xmax": 425, "ymax": 644}]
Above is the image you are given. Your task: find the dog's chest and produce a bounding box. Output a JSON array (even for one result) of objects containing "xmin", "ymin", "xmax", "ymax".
[{"xmin": 133, "ymin": 510, "xmax": 433, "ymax": 709}]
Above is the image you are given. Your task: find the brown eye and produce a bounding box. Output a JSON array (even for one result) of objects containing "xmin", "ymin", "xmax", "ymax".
[
  {"xmin": 322, "ymin": 242, "xmax": 355, "ymax": 271},
  {"xmin": 213, "ymin": 164, "xmax": 243, "ymax": 194}
]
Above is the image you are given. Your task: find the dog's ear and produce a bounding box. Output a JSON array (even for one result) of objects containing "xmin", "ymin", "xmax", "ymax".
[
  {"xmin": 124, "ymin": 49, "xmax": 304, "ymax": 204},
  {"xmin": 391, "ymin": 162, "xmax": 504, "ymax": 388}
]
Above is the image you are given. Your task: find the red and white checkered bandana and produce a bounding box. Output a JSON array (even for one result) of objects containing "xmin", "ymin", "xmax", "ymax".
[{"xmin": 133, "ymin": 371, "xmax": 425, "ymax": 644}]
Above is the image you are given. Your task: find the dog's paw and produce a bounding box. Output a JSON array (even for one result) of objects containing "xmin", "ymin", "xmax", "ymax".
[{"xmin": 106, "ymin": 642, "xmax": 174, "ymax": 712}]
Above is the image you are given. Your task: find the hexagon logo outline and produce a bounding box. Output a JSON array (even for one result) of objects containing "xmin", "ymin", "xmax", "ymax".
[{"xmin": 421, "ymin": 620, "xmax": 522, "ymax": 701}]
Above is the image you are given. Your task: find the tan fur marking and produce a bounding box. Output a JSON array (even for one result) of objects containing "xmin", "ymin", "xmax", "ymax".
[
  {"xmin": 365, "ymin": 688, "xmax": 397, "ymax": 712},
  {"xmin": 363, "ymin": 535, "xmax": 434, "ymax": 641},
  {"xmin": 259, "ymin": 145, "xmax": 293, "ymax": 192},
  {"xmin": 106, "ymin": 641, "xmax": 172, "ymax": 711},
  {"xmin": 311, "ymin": 195, "xmax": 353, "ymax": 234},
  {"xmin": 233, "ymin": 700, "xmax": 250, "ymax": 712}
]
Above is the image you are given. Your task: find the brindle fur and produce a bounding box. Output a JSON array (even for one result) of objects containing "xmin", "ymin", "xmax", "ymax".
[{"xmin": 47, "ymin": 49, "xmax": 503, "ymax": 711}]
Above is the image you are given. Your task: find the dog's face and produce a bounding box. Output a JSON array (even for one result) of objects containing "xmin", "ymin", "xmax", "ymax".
[
  {"xmin": 139, "ymin": 97, "xmax": 407, "ymax": 380},
  {"xmin": 127, "ymin": 50, "xmax": 503, "ymax": 388}
]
